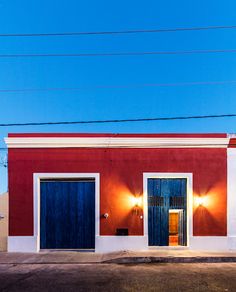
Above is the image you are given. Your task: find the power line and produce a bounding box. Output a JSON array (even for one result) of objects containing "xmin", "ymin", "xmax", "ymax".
[
  {"xmin": 1, "ymin": 80, "xmax": 236, "ymax": 93},
  {"xmin": 0, "ymin": 49, "xmax": 236, "ymax": 58},
  {"xmin": 0, "ymin": 25, "xmax": 236, "ymax": 37},
  {"xmin": 0, "ymin": 114, "xmax": 236, "ymax": 127}
]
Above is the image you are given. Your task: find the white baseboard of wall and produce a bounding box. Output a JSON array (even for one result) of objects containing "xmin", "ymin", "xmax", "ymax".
[
  {"xmin": 8, "ymin": 235, "xmax": 236, "ymax": 253},
  {"xmin": 8, "ymin": 236, "xmax": 38, "ymax": 252},
  {"xmin": 95, "ymin": 236, "xmax": 148, "ymax": 253},
  {"xmin": 189, "ymin": 236, "xmax": 229, "ymax": 251},
  {"xmin": 228, "ymin": 236, "xmax": 236, "ymax": 250}
]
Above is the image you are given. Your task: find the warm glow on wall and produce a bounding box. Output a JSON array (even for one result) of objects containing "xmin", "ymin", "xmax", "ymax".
[
  {"xmin": 128, "ymin": 195, "xmax": 143, "ymax": 216},
  {"xmin": 195, "ymin": 195, "xmax": 208, "ymax": 207},
  {"xmin": 194, "ymin": 192, "xmax": 220, "ymax": 210},
  {"xmin": 196, "ymin": 196, "xmax": 205, "ymax": 206},
  {"xmin": 131, "ymin": 196, "xmax": 142, "ymax": 208}
]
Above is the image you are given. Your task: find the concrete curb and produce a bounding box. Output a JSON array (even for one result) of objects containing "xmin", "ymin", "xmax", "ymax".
[
  {"xmin": 1, "ymin": 257, "xmax": 236, "ymax": 265},
  {"xmin": 103, "ymin": 256, "xmax": 236, "ymax": 264},
  {"xmin": 2, "ymin": 251, "xmax": 236, "ymax": 265},
  {"xmin": 0, "ymin": 262, "xmax": 101, "ymax": 265}
]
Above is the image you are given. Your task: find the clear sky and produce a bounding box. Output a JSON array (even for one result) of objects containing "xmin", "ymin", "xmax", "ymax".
[{"xmin": 0, "ymin": 0, "xmax": 236, "ymax": 192}]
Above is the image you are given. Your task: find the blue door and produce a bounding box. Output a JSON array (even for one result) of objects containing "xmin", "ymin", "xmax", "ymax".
[
  {"xmin": 40, "ymin": 180, "xmax": 95, "ymax": 249},
  {"xmin": 148, "ymin": 178, "xmax": 187, "ymax": 246}
]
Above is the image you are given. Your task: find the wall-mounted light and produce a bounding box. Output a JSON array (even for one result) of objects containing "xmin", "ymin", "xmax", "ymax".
[
  {"xmin": 132, "ymin": 196, "xmax": 142, "ymax": 215},
  {"xmin": 132, "ymin": 196, "xmax": 142, "ymax": 208},
  {"xmin": 196, "ymin": 196, "xmax": 205, "ymax": 207}
]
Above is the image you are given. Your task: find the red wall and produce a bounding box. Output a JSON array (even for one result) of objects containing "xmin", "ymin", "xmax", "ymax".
[{"xmin": 8, "ymin": 147, "xmax": 227, "ymax": 236}]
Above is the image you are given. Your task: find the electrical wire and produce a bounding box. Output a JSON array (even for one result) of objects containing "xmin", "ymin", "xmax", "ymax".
[
  {"xmin": 1, "ymin": 80, "xmax": 236, "ymax": 93},
  {"xmin": 0, "ymin": 114, "xmax": 236, "ymax": 127},
  {"xmin": 0, "ymin": 49, "xmax": 236, "ymax": 58},
  {"xmin": 0, "ymin": 25, "xmax": 236, "ymax": 37}
]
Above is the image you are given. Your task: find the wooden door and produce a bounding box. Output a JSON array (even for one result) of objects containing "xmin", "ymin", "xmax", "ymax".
[
  {"xmin": 40, "ymin": 180, "xmax": 95, "ymax": 249},
  {"xmin": 148, "ymin": 178, "xmax": 187, "ymax": 246}
]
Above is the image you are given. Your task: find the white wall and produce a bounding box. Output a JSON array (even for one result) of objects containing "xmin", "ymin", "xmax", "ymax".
[
  {"xmin": 0, "ymin": 192, "xmax": 8, "ymax": 251},
  {"xmin": 227, "ymin": 148, "xmax": 236, "ymax": 249}
]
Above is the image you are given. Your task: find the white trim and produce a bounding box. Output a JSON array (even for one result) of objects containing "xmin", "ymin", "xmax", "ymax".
[
  {"xmin": 8, "ymin": 236, "xmax": 38, "ymax": 253},
  {"xmin": 228, "ymin": 236, "xmax": 236, "ymax": 249},
  {"xmin": 95, "ymin": 236, "xmax": 148, "ymax": 253},
  {"xmin": 4, "ymin": 137, "xmax": 229, "ymax": 148},
  {"xmin": 33, "ymin": 173, "xmax": 100, "ymax": 252},
  {"xmin": 189, "ymin": 236, "xmax": 228, "ymax": 251},
  {"xmin": 143, "ymin": 173, "xmax": 193, "ymax": 247},
  {"xmin": 227, "ymin": 148, "xmax": 236, "ymax": 237}
]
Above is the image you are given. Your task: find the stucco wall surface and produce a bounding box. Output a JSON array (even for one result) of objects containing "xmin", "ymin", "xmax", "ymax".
[
  {"xmin": 8, "ymin": 147, "xmax": 227, "ymax": 237},
  {"xmin": 0, "ymin": 192, "xmax": 8, "ymax": 251}
]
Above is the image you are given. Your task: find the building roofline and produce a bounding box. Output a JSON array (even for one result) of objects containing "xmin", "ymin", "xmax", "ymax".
[
  {"xmin": 5, "ymin": 134, "xmax": 231, "ymax": 149},
  {"xmin": 8, "ymin": 133, "xmax": 228, "ymax": 138}
]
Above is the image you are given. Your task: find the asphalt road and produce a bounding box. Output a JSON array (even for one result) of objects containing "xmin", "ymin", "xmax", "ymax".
[{"xmin": 0, "ymin": 263, "xmax": 235, "ymax": 292}]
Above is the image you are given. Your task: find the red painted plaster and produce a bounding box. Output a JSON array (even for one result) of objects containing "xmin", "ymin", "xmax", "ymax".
[
  {"xmin": 8, "ymin": 147, "xmax": 227, "ymax": 237},
  {"xmin": 228, "ymin": 138, "xmax": 236, "ymax": 148}
]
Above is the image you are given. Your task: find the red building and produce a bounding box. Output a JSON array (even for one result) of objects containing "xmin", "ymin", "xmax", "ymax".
[{"xmin": 4, "ymin": 133, "xmax": 236, "ymax": 252}]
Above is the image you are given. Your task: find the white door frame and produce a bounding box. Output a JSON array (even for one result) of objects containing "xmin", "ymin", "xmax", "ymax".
[
  {"xmin": 143, "ymin": 173, "xmax": 193, "ymax": 247},
  {"xmin": 33, "ymin": 173, "xmax": 100, "ymax": 251}
]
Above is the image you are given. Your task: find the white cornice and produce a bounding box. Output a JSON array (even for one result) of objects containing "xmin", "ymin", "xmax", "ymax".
[{"xmin": 4, "ymin": 137, "xmax": 230, "ymax": 148}]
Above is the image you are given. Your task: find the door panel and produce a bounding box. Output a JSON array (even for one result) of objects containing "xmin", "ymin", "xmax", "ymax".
[
  {"xmin": 178, "ymin": 210, "xmax": 184, "ymax": 246},
  {"xmin": 148, "ymin": 178, "xmax": 161, "ymax": 246},
  {"xmin": 148, "ymin": 178, "xmax": 187, "ymax": 246},
  {"xmin": 40, "ymin": 181, "xmax": 95, "ymax": 249}
]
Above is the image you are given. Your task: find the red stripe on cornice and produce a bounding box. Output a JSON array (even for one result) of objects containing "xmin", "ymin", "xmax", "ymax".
[
  {"xmin": 8, "ymin": 133, "xmax": 228, "ymax": 138},
  {"xmin": 228, "ymin": 138, "xmax": 236, "ymax": 148}
]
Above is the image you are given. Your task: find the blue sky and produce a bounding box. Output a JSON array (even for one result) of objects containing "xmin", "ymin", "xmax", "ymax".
[{"xmin": 0, "ymin": 0, "xmax": 236, "ymax": 192}]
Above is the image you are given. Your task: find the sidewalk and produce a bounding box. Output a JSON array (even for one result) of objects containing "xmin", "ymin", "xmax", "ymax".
[{"xmin": 1, "ymin": 249, "xmax": 236, "ymax": 264}]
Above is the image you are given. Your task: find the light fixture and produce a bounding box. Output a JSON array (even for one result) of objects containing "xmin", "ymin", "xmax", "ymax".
[
  {"xmin": 132, "ymin": 196, "xmax": 142, "ymax": 208},
  {"xmin": 196, "ymin": 196, "xmax": 205, "ymax": 207},
  {"xmin": 132, "ymin": 196, "xmax": 142, "ymax": 215}
]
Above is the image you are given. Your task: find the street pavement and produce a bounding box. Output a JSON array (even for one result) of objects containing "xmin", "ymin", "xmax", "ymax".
[{"xmin": 0, "ymin": 263, "xmax": 236, "ymax": 292}]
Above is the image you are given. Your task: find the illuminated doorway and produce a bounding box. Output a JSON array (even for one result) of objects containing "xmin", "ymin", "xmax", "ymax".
[
  {"xmin": 148, "ymin": 178, "xmax": 187, "ymax": 246},
  {"xmin": 169, "ymin": 209, "xmax": 185, "ymax": 246}
]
